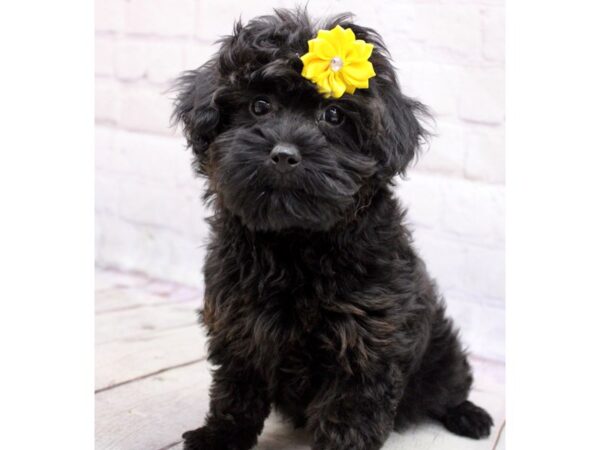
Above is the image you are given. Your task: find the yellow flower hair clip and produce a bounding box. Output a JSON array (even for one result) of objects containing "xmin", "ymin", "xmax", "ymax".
[{"xmin": 300, "ymin": 25, "xmax": 376, "ymax": 99}]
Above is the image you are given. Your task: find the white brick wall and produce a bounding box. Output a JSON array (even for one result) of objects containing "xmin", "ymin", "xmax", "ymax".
[{"xmin": 95, "ymin": 0, "xmax": 505, "ymax": 361}]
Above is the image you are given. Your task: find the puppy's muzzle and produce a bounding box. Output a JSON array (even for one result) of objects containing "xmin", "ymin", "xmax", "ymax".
[{"xmin": 269, "ymin": 143, "xmax": 301, "ymax": 173}]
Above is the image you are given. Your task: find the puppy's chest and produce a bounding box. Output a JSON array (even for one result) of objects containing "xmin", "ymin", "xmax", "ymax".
[
  {"xmin": 247, "ymin": 251, "xmax": 340, "ymax": 334},
  {"xmin": 228, "ymin": 269, "xmax": 336, "ymax": 362},
  {"xmin": 206, "ymin": 238, "xmax": 373, "ymax": 372},
  {"xmin": 255, "ymin": 302, "xmax": 325, "ymax": 394}
]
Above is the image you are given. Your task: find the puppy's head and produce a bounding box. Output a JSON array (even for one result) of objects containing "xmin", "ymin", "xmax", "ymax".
[{"xmin": 173, "ymin": 9, "xmax": 427, "ymax": 231}]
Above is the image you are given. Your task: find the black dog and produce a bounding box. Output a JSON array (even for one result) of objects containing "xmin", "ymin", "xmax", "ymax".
[{"xmin": 172, "ymin": 8, "xmax": 493, "ymax": 450}]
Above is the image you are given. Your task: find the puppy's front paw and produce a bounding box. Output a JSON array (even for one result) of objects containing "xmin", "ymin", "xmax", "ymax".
[
  {"xmin": 182, "ymin": 426, "xmax": 256, "ymax": 450},
  {"xmin": 441, "ymin": 400, "xmax": 494, "ymax": 439},
  {"xmin": 182, "ymin": 427, "xmax": 220, "ymax": 450}
]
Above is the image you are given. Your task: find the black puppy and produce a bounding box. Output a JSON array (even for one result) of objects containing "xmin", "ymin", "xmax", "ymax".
[{"xmin": 173, "ymin": 8, "xmax": 493, "ymax": 450}]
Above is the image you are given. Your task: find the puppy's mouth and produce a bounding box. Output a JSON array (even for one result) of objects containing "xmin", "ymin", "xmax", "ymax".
[
  {"xmin": 216, "ymin": 159, "xmax": 356, "ymax": 230},
  {"xmin": 220, "ymin": 182, "xmax": 356, "ymax": 232},
  {"xmin": 210, "ymin": 129, "xmax": 372, "ymax": 231},
  {"xmin": 214, "ymin": 151, "xmax": 372, "ymax": 231}
]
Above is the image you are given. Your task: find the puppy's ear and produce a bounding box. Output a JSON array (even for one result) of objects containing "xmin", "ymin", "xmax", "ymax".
[
  {"xmin": 374, "ymin": 80, "xmax": 428, "ymax": 178},
  {"xmin": 172, "ymin": 60, "xmax": 220, "ymax": 175},
  {"xmin": 335, "ymin": 20, "xmax": 429, "ymax": 178}
]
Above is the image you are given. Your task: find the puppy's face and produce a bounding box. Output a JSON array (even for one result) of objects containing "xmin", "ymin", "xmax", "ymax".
[
  {"xmin": 173, "ymin": 10, "xmax": 426, "ymax": 231},
  {"xmin": 204, "ymin": 82, "xmax": 380, "ymax": 231}
]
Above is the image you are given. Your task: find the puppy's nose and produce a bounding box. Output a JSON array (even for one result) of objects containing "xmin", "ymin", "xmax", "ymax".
[{"xmin": 269, "ymin": 144, "xmax": 301, "ymax": 173}]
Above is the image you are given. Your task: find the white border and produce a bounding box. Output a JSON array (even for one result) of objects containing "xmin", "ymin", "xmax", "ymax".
[
  {"xmin": 507, "ymin": 0, "xmax": 600, "ymax": 447},
  {"xmin": 0, "ymin": 0, "xmax": 94, "ymax": 447}
]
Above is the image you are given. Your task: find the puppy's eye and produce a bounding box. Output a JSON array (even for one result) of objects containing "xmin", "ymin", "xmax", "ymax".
[
  {"xmin": 324, "ymin": 105, "xmax": 344, "ymax": 125},
  {"xmin": 251, "ymin": 97, "xmax": 272, "ymax": 116}
]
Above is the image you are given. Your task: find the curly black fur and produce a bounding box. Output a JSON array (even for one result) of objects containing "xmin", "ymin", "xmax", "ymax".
[{"xmin": 172, "ymin": 8, "xmax": 493, "ymax": 450}]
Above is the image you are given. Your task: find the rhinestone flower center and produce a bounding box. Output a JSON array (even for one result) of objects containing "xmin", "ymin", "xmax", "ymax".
[{"xmin": 330, "ymin": 56, "xmax": 343, "ymax": 72}]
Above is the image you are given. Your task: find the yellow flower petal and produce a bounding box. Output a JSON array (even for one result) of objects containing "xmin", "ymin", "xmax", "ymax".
[
  {"xmin": 329, "ymin": 72, "xmax": 347, "ymax": 99},
  {"xmin": 303, "ymin": 59, "xmax": 331, "ymax": 79},
  {"xmin": 300, "ymin": 52, "xmax": 317, "ymax": 65},
  {"xmin": 343, "ymin": 61, "xmax": 376, "ymax": 83},
  {"xmin": 329, "ymin": 25, "xmax": 350, "ymax": 56},
  {"xmin": 346, "ymin": 41, "xmax": 374, "ymax": 64},
  {"xmin": 315, "ymin": 71, "xmax": 332, "ymax": 96},
  {"xmin": 300, "ymin": 25, "xmax": 377, "ymax": 98},
  {"xmin": 341, "ymin": 70, "xmax": 368, "ymax": 90},
  {"xmin": 316, "ymin": 29, "xmax": 332, "ymax": 41},
  {"xmin": 300, "ymin": 54, "xmax": 317, "ymax": 77},
  {"xmin": 342, "ymin": 27, "xmax": 357, "ymax": 47},
  {"xmin": 309, "ymin": 37, "xmax": 336, "ymax": 60},
  {"xmin": 315, "ymin": 31, "xmax": 337, "ymax": 56}
]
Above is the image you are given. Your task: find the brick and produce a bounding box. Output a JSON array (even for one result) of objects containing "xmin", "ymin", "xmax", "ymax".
[
  {"xmin": 115, "ymin": 40, "xmax": 148, "ymax": 81},
  {"xmin": 439, "ymin": 177, "xmax": 505, "ymax": 246},
  {"xmin": 95, "ymin": 171, "xmax": 121, "ymax": 217},
  {"xmin": 96, "ymin": 212, "xmax": 205, "ymax": 286},
  {"xmin": 411, "ymin": 228, "xmax": 468, "ymax": 294},
  {"xmin": 396, "ymin": 173, "xmax": 444, "ymax": 229},
  {"xmin": 465, "ymin": 127, "xmax": 505, "ymax": 184},
  {"xmin": 387, "ymin": 5, "xmax": 483, "ymax": 65},
  {"xmin": 95, "ymin": 125, "xmax": 117, "ymax": 172},
  {"xmin": 124, "ymin": 0, "xmax": 195, "ymax": 37},
  {"xmin": 483, "ymin": 6, "xmax": 505, "ymax": 62},
  {"xmin": 95, "ymin": 125, "xmax": 115, "ymax": 151},
  {"xmin": 95, "ymin": 79, "xmax": 120, "ymax": 123},
  {"xmin": 398, "ymin": 63, "xmax": 461, "ymax": 118},
  {"xmin": 458, "ymin": 67, "xmax": 505, "ymax": 124},
  {"xmin": 119, "ymin": 84, "xmax": 174, "ymax": 135},
  {"xmin": 400, "ymin": 175, "xmax": 505, "ymax": 296},
  {"xmin": 445, "ymin": 297, "xmax": 504, "ymax": 361},
  {"xmin": 96, "ymin": 167, "xmax": 206, "ymax": 242},
  {"xmin": 114, "ymin": 39, "xmax": 187, "ymax": 84},
  {"xmin": 399, "ymin": 171, "xmax": 505, "ymax": 246},
  {"xmin": 378, "ymin": 5, "xmax": 427, "ymax": 63},
  {"xmin": 113, "ymin": 130, "xmax": 195, "ymax": 187},
  {"xmin": 95, "ymin": 0, "xmax": 123, "ymax": 33},
  {"xmin": 116, "ymin": 177, "xmax": 195, "ymax": 233},
  {"xmin": 184, "ymin": 42, "xmax": 218, "ymax": 71},
  {"xmin": 146, "ymin": 42, "xmax": 187, "ymax": 84},
  {"xmin": 415, "ymin": 121, "xmax": 466, "ymax": 177},
  {"xmin": 305, "ymin": 2, "xmax": 381, "ymax": 34},
  {"xmin": 464, "ymin": 244, "xmax": 505, "ymax": 302},
  {"xmin": 95, "ymin": 37, "xmax": 115, "ymax": 77},
  {"xmin": 194, "ymin": 1, "xmax": 285, "ymax": 42}
]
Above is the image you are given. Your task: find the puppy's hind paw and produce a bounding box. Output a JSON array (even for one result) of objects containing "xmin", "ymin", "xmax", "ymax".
[
  {"xmin": 181, "ymin": 426, "xmax": 256, "ymax": 450},
  {"xmin": 181, "ymin": 428, "xmax": 211, "ymax": 450},
  {"xmin": 441, "ymin": 400, "xmax": 494, "ymax": 439},
  {"xmin": 181, "ymin": 427, "xmax": 217, "ymax": 450}
]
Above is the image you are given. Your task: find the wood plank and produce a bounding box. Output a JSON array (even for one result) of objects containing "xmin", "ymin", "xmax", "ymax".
[
  {"xmin": 95, "ymin": 325, "xmax": 208, "ymax": 391},
  {"xmin": 96, "ymin": 360, "xmax": 212, "ymax": 450},
  {"xmin": 95, "ymin": 268, "xmax": 150, "ymax": 291},
  {"xmin": 492, "ymin": 421, "xmax": 505, "ymax": 450},
  {"xmin": 96, "ymin": 302, "xmax": 200, "ymax": 345},
  {"xmin": 95, "ymin": 267, "xmax": 202, "ymax": 314},
  {"xmin": 96, "ymin": 358, "xmax": 504, "ymax": 450},
  {"xmin": 96, "ymin": 284, "xmax": 201, "ymax": 314},
  {"xmin": 95, "ymin": 270, "xmax": 206, "ymax": 391},
  {"xmin": 95, "ymin": 288, "xmax": 165, "ymax": 314}
]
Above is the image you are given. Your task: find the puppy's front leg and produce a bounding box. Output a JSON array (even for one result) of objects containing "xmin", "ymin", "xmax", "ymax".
[
  {"xmin": 307, "ymin": 366, "xmax": 401, "ymax": 450},
  {"xmin": 182, "ymin": 365, "xmax": 270, "ymax": 450}
]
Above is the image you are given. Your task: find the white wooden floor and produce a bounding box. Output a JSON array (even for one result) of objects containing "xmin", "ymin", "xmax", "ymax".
[{"xmin": 95, "ymin": 267, "xmax": 506, "ymax": 450}]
